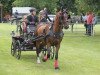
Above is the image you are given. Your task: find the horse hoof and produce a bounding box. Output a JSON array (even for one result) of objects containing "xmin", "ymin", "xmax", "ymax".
[
  {"xmin": 42, "ymin": 58, "xmax": 47, "ymax": 62},
  {"xmin": 37, "ymin": 59, "xmax": 41, "ymax": 64},
  {"xmin": 42, "ymin": 56, "xmax": 48, "ymax": 62},
  {"xmin": 55, "ymin": 67, "xmax": 60, "ymax": 70},
  {"xmin": 37, "ymin": 61, "xmax": 41, "ymax": 64}
]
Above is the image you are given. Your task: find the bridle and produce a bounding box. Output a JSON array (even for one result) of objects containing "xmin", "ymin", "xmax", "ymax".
[{"xmin": 59, "ymin": 11, "xmax": 68, "ymax": 29}]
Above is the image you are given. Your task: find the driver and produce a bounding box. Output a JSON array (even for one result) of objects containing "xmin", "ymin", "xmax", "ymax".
[{"xmin": 26, "ymin": 8, "xmax": 38, "ymax": 33}]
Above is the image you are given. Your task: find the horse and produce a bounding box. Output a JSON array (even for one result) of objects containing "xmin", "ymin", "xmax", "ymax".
[{"xmin": 35, "ymin": 8, "xmax": 69, "ymax": 69}]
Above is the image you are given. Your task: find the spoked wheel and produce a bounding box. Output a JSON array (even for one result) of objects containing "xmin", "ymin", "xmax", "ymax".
[
  {"xmin": 40, "ymin": 46, "xmax": 47, "ymax": 62},
  {"xmin": 41, "ymin": 46, "xmax": 55, "ymax": 60},
  {"xmin": 11, "ymin": 42, "xmax": 16, "ymax": 56},
  {"xmin": 16, "ymin": 23, "xmax": 23, "ymax": 36},
  {"xmin": 50, "ymin": 46, "xmax": 55, "ymax": 59},
  {"xmin": 41, "ymin": 50, "xmax": 47, "ymax": 57},
  {"xmin": 15, "ymin": 40, "xmax": 21, "ymax": 59},
  {"xmin": 41, "ymin": 47, "xmax": 47, "ymax": 58}
]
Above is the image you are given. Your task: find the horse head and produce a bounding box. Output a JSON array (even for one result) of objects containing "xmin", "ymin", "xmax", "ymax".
[{"xmin": 57, "ymin": 9, "xmax": 69, "ymax": 29}]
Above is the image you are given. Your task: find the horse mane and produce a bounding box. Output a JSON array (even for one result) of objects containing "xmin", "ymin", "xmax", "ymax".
[{"xmin": 53, "ymin": 11, "xmax": 62, "ymax": 32}]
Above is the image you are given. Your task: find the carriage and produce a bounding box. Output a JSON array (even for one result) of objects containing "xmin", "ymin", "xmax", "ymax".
[
  {"xmin": 11, "ymin": 20, "xmax": 54, "ymax": 60},
  {"xmin": 10, "ymin": 5, "xmax": 70, "ymax": 69}
]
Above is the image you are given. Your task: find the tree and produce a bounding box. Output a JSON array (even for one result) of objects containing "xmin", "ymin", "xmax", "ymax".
[
  {"xmin": 13, "ymin": 0, "xmax": 76, "ymax": 14},
  {"xmin": 13, "ymin": 0, "xmax": 58, "ymax": 14},
  {"xmin": 1, "ymin": 0, "xmax": 15, "ymax": 16},
  {"xmin": 75, "ymin": 0, "xmax": 100, "ymax": 15},
  {"xmin": 13, "ymin": 0, "xmax": 100, "ymax": 15}
]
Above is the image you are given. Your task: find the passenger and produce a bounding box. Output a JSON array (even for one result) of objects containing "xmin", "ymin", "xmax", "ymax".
[
  {"xmin": 43, "ymin": 7, "xmax": 52, "ymax": 22},
  {"xmin": 22, "ymin": 15, "xmax": 27, "ymax": 32},
  {"xmin": 38, "ymin": 10, "xmax": 47, "ymax": 22}
]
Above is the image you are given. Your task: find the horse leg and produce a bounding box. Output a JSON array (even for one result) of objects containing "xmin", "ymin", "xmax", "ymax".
[
  {"xmin": 54, "ymin": 44, "xmax": 60, "ymax": 69},
  {"xmin": 36, "ymin": 42, "xmax": 41, "ymax": 64},
  {"xmin": 42, "ymin": 43, "xmax": 51, "ymax": 62},
  {"xmin": 47, "ymin": 43, "xmax": 51, "ymax": 59},
  {"xmin": 36, "ymin": 49, "xmax": 41, "ymax": 64}
]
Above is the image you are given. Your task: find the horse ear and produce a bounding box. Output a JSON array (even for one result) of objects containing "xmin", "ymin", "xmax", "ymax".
[
  {"xmin": 61, "ymin": 6, "xmax": 63, "ymax": 12},
  {"xmin": 56, "ymin": 7, "xmax": 61, "ymax": 12}
]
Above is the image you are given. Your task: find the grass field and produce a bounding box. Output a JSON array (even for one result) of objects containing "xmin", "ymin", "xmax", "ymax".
[{"xmin": 0, "ymin": 23, "xmax": 100, "ymax": 75}]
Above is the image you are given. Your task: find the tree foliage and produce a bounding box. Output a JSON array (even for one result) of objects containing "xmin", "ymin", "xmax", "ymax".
[
  {"xmin": 1, "ymin": 0, "xmax": 100, "ymax": 15},
  {"xmin": 75, "ymin": 0, "xmax": 100, "ymax": 15},
  {"xmin": 13, "ymin": 0, "xmax": 58, "ymax": 14},
  {"xmin": 1, "ymin": 0, "xmax": 15, "ymax": 14}
]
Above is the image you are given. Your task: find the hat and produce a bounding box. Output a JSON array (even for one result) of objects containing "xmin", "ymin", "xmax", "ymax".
[
  {"xmin": 39, "ymin": 10, "xmax": 44, "ymax": 14},
  {"xmin": 29, "ymin": 8, "xmax": 36, "ymax": 12}
]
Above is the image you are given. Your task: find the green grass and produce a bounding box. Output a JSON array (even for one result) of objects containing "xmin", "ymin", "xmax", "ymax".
[{"xmin": 0, "ymin": 23, "xmax": 100, "ymax": 75}]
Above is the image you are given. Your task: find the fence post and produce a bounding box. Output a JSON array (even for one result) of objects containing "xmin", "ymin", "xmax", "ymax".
[{"xmin": 71, "ymin": 24, "xmax": 74, "ymax": 33}]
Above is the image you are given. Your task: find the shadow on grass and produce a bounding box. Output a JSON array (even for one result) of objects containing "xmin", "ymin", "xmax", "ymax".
[
  {"xmin": 20, "ymin": 54, "xmax": 37, "ymax": 63},
  {"xmin": 19, "ymin": 53, "xmax": 54, "ymax": 69}
]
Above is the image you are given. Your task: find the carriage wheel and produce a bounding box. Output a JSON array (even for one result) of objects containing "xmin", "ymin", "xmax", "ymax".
[
  {"xmin": 16, "ymin": 24, "xmax": 23, "ymax": 36},
  {"xmin": 19, "ymin": 25, "xmax": 23, "ymax": 36},
  {"xmin": 11, "ymin": 42, "xmax": 16, "ymax": 56},
  {"xmin": 15, "ymin": 40, "xmax": 21, "ymax": 59},
  {"xmin": 41, "ymin": 50, "xmax": 46, "ymax": 57},
  {"xmin": 41, "ymin": 47, "xmax": 47, "ymax": 61},
  {"xmin": 50, "ymin": 46, "xmax": 55, "ymax": 59},
  {"xmin": 41, "ymin": 46, "xmax": 54, "ymax": 60}
]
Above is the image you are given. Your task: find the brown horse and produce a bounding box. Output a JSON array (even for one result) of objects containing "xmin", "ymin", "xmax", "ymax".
[{"xmin": 35, "ymin": 9, "xmax": 69, "ymax": 69}]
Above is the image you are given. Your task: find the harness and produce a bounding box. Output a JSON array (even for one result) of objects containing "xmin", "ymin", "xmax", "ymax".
[
  {"xmin": 46, "ymin": 23, "xmax": 64, "ymax": 39},
  {"xmin": 31, "ymin": 22, "xmax": 64, "ymax": 41},
  {"xmin": 53, "ymin": 31, "xmax": 64, "ymax": 39}
]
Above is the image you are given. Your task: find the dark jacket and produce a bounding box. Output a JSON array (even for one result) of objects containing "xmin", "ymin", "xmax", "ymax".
[
  {"xmin": 40, "ymin": 18, "xmax": 47, "ymax": 22},
  {"xmin": 27, "ymin": 15, "xmax": 38, "ymax": 26}
]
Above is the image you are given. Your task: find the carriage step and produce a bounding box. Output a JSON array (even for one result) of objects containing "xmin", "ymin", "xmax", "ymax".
[
  {"xmin": 22, "ymin": 49, "xmax": 36, "ymax": 51},
  {"xmin": 22, "ymin": 47, "xmax": 36, "ymax": 50}
]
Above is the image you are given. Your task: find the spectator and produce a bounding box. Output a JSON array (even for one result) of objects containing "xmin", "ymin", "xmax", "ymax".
[
  {"xmin": 67, "ymin": 13, "xmax": 72, "ymax": 23},
  {"xmin": 91, "ymin": 13, "xmax": 97, "ymax": 35},
  {"xmin": 14, "ymin": 10, "xmax": 19, "ymax": 19},
  {"xmin": 14, "ymin": 10, "xmax": 19, "ymax": 25},
  {"xmin": 86, "ymin": 11, "xmax": 94, "ymax": 36},
  {"xmin": 80, "ymin": 13, "xmax": 85, "ymax": 23},
  {"xmin": 83, "ymin": 12, "xmax": 89, "ymax": 35},
  {"xmin": 92, "ymin": 13, "xmax": 97, "ymax": 26}
]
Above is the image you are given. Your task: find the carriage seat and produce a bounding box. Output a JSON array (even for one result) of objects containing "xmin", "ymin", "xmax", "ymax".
[
  {"xmin": 22, "ymin": 22, "xmax": 36, "ymax": 33},
  {"xmin": 27, "ymin": 25, "xmax": 36, "ymax": 34}
]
